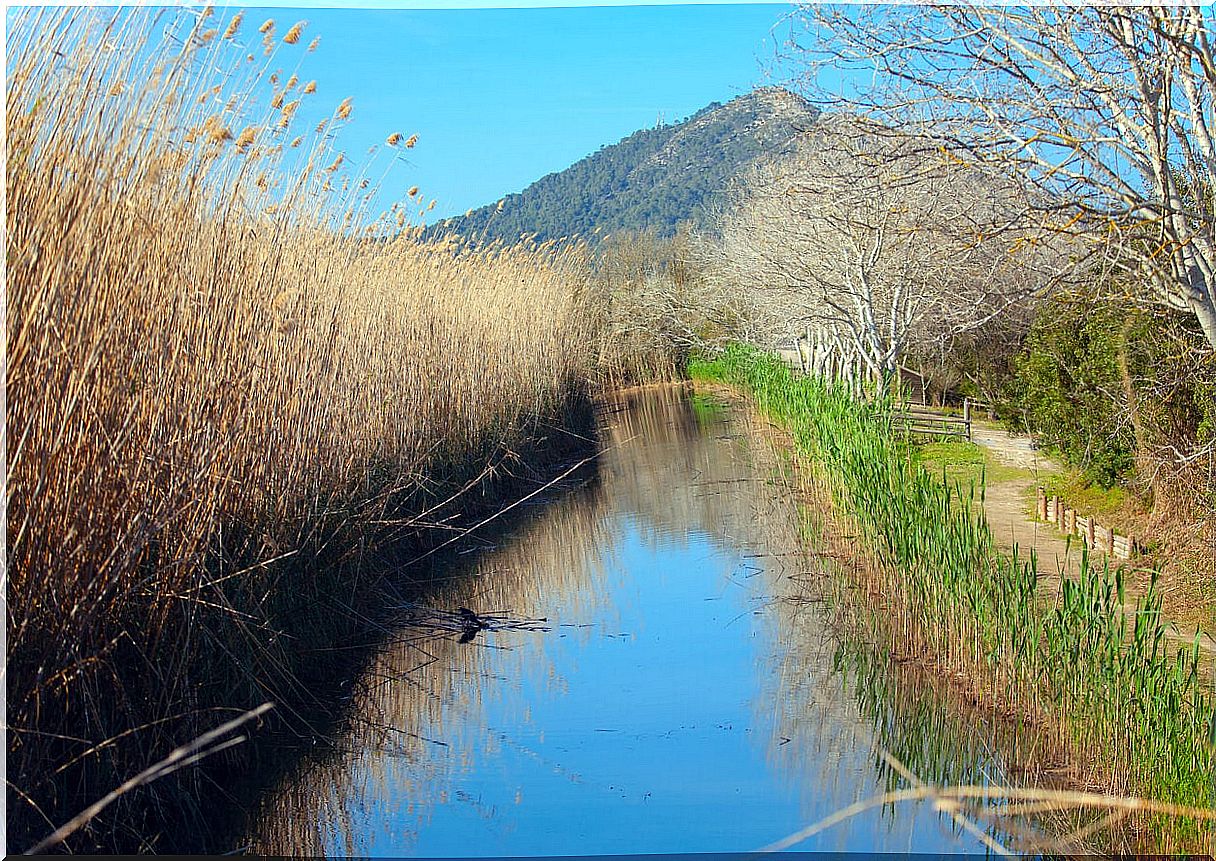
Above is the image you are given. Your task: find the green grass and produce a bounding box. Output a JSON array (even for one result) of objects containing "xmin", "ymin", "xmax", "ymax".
[
  {"xmin": 1016, "ymin": 465, "xmax": 1143, "ymax": 550},
  {"xmin": 910, "ymin": 440, "xmax": 1034, "ymax": 487},
  {"xmin": 1036, "ymin": 470, "xmax": 1131, "ymax": 517},
  {"xmin": 690, "ymin": 344, "xmax": 1214, "ymax": 829}
]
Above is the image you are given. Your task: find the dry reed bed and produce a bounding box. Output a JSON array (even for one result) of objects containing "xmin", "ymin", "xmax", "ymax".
[{"xmin": 7, "ymin": 7, "xmax": 600, "ymax": 849}]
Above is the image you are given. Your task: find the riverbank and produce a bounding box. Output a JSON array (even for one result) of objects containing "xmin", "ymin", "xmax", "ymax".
[
  {"xmin": 9, "ymin": 396, "xmax": 602, "ymax": 854},
  {"xmin": 689, "ymin": 345, "xmax": 1213, "ymax": 852},
  {"xmin": 5, "ymin": 10, "xmax": 608, "ymax": 850},
  {"xmin": 912, "ymin": 434, "xmax": 1215, "ymax": 665}
]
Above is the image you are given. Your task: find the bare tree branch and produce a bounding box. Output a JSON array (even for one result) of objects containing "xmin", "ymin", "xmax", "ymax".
[
  {"xmin": 781, "ymin": 4, "xmax": 1216, "ymax": 347},
  {"xmin": 706, "ymin": 115, "xmax": 1065, "ymax": 384}
]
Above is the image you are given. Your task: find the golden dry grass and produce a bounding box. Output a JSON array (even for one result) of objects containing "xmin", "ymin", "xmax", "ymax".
[{"xmin": 6, "ymin": 7, "xmax": 601, "ymax": 847}]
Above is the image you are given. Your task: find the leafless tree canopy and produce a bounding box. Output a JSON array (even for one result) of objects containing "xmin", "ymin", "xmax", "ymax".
[
  {"xmin": 783, "ymin": 4, "xmax": 1216, "ymax": 349},
  {"xmin": 594, "ymin": 229, "xmax": 762, "ymax": 381},
  {"xmin": 705, "ymin": 115, "xmax": 1065, "ymax": 382}
]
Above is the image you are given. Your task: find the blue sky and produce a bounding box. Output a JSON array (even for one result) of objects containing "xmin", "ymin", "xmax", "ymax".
[{"xmin": 231, "ymin": 3, "xmax": 796, "ymax": 220}]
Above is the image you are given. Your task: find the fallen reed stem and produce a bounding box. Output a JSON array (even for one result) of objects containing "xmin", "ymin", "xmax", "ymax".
[{"xmin": 28, "ymin": 703, "xmax": 275, "ymax": 855}]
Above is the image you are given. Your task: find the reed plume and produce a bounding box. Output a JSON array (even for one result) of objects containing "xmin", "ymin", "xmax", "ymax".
[
  {"xmin": 6, "ymin": 6, "xmax": 601, "ymax": 850},
  {"xmin": 283, "ymin": 21, "xmax": 306, "ymax": 44}
]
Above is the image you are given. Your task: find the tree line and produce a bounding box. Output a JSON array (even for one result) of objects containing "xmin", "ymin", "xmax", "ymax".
[{"xmin": 597, "ymin": 5, "xmax": 1216, "ymax": 533}]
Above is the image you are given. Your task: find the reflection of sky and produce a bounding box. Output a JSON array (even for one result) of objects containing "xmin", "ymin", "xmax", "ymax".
[{"xmin": 326, "ymin": 487, "xmax": 993, "ymax": 855}]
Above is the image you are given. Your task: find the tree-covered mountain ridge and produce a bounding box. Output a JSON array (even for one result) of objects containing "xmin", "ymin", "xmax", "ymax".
[{"xmin": 428, "ymin": 87, "xmax": 819, "ymax": 244}]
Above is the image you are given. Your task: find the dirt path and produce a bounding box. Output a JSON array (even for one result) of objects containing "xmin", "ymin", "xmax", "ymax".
[
  {"xmin": 972, "ymin": 421, "xmax": 1216, "ymax": 663},
  {"xmin": 969, "ymin": 422, "xmax": 1079, "ymax": 578},
  {"xmin": 970, "ymin": 421, "xmax": 1053, "ymax": 472}
]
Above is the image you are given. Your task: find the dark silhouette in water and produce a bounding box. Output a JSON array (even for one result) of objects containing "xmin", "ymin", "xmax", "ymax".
[
  {"xmin": 458, "ymin": 607, "xmax": 488, "ymax": 643},
  {"xmin": 405, "ymin": 605, "xmax": 549, "ymax": 644}
]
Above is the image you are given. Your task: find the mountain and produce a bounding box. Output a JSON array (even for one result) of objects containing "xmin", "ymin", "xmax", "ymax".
[{"xmin": 427, "ymin": 87, "xmax": 818, "ymax": 244}]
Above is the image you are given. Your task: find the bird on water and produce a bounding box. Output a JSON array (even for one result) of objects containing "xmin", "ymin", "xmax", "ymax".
[{"xmin": 457, "ymin": 607, "xmax": 488, "ymax": 643}]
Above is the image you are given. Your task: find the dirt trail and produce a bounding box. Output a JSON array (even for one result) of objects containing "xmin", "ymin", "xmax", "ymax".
[
  {"xmin": 970, "ymin": 421, "xmax": 1049, "ymax": 471},
  {"xmin": 970, "ymin": 422, "xmax": 1080, "ymax": 578},
  {"xmin": 971, "ymin": 421, "xmax": 1216, "ymax": 663}
]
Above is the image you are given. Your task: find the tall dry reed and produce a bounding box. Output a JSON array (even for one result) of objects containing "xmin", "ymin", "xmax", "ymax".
[{"xmin": 6, "ymin": 7, "xmax": 600, "ymax": 849}]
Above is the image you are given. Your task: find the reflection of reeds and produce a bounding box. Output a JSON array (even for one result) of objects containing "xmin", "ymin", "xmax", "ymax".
[
  {"xmin": 828, "ymin": 635, "xmax": 1119, "ymax": 851},
  {"xmin": 7, "ymin": 7, "xmax": 598, "ymax": 851},
  {"xmin": 598, "ymin": 384, "xmax": 811, "ymax": 550},
  {"xmin": 693, "ymin": 346, "xmax": 1214, "ymax": 852},
  {"xmin": 247, "ymin": 475, "xmax": 617, "ymax": 856},
  {"xmin": 247, "ymin": 385, "xmax": 790, "ymax": 854},
  {"xmin": 243, "ymin": 385, "xmax": 860, "ymax": 855}
]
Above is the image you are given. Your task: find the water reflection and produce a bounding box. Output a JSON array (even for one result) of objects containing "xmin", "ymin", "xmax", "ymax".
[{"xmin": 245, "ymin": 384, "xmax": 1037, "ymax": 856}]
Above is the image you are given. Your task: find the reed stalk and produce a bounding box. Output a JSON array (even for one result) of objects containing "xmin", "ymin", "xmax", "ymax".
[{"xmin": 7, "ymin": 8, "xmax": 601, "ymax": 849}]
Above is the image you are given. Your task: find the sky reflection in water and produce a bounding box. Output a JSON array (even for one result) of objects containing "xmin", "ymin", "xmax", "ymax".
[{"xmin": 247, "ymin": 385, "xmax": 1009, "ymax": 857}]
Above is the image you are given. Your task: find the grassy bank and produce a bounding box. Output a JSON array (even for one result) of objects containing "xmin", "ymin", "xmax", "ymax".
[
  {"xmin": 1032, "ymin": 467, "xmax": 1213, "ymax": 638},
  {"xmin": 7, "ymin": 8, "xmax": 602, "ymax": 850},
  {"xmin": 914, "ymin": 437, "xmax": 1212, "ymax": 639},
  {"xmin": 689, "ymin": 346, "xmax": 1213, "ymax": 844}
]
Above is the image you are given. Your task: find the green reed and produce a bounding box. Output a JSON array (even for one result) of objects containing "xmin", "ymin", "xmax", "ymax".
[{"xmin": 690, "ymin": 345, "xmax": 1213, "ymax": 823}]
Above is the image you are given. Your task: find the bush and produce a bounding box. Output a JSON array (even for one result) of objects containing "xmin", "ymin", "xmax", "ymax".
[{"xmin": 1006, "ymin": 296, "xmax": 1138, "ymax": 486}]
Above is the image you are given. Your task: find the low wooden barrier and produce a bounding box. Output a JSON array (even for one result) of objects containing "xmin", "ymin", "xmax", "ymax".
[
  {"xmin": 1037, "ymin": 487, "xmax": 1141, "ymax": 559},
  {"xmin": 893, "ymin": 402, "xmax": 972, "ymax": 442}
]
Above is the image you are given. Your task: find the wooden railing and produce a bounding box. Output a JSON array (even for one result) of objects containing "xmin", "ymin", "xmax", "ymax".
[
  {"xmin": 1037, "ymin": 488, "xmax": 1142, "ymax": 559},
  {"xmin": 892, "ymin": 402, "xmax": 973, "ymax": 442}
]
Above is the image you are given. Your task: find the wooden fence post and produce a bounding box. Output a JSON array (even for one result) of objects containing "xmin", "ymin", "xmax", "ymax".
[
  {"xmin": 963, "ymin": 398, "xmax": 972, "ymax": 441},
  {"xmin": 1086, "ymin": 516, "xmax": 1096, "ymax": 549},
  {"xmin": 1105, "ymin": 525, "xmax": 1115, "ymax": 553},
  {"xmin": 1037, "ymin": 487, "xmax": 1047, "ymax": 521}
]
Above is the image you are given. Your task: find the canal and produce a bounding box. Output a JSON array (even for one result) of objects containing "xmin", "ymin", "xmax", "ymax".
[{"xmin": 242, "ymin": 384, "xmax": 1044, "ymax": 856}]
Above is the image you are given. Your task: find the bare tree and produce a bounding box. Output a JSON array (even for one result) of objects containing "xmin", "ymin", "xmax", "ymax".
[
  {"xmin": 783, "ymin": 4, "xmax": 1216, "ymax": 349},
  {"xmin": 707, "ymin": 116, "xmax": 1062, "ymax": 388},
  {"xmin": 594, "ymin": 228, "xmax": 760, "ymax": 380}
]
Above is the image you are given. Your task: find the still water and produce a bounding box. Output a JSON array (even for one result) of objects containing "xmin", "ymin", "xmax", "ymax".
[{"xmin": 246, "ymin": 385, "xmax": 1036, "ymax": 856}]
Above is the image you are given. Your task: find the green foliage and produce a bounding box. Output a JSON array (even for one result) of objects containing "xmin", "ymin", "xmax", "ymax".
[
  {"xmin": 692, "ymin": 344, "xmax": 1213, "ymax": 814},
  {"xmin": 427, "ymin": 88, "xmax": 819, "ymax": 245},
  {"xmin": 1036, "ymin": 470, "xmax": 1129, "ymax": 519},
  {"xmin": 1003, "ymin": 293, "xmax": 1216, "ymax": 492},
  {"xmin": 1006, "ymin": 297, "xmax": 1136, "ymax": 486}
]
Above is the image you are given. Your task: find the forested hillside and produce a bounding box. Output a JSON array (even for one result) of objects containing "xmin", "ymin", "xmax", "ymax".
[{"xmin": 428, "ymin": 87, "xmax": 818, "ymax": 244}]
